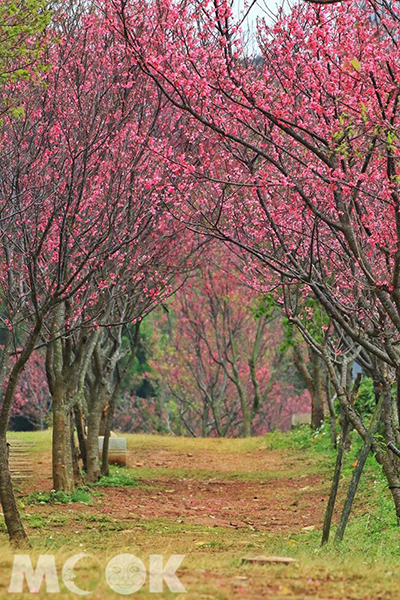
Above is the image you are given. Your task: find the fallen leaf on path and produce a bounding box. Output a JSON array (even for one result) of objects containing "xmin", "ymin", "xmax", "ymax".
[
  {"xmin": 278, "ymin": 585, "xmax": 293, "ymax": 595},
  {"xmin": 195, "ymin": 541, "xmax": 209, "ymax": 547}
]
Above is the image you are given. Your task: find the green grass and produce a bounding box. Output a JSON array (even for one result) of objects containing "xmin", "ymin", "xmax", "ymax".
[
  {"xmin": 23, "ymin": 513, "xmax": 48, "ymax": 529},
  {"xmin": 90, "ymin": 466, "xmax": 138, "ymax": 488},
  {"xmin": 265, "ymin": 423, "xmax": 400, "ymax": 559},
  {"xmin": 1, "ymin": 427, "xmax": 400, "ymax": 599},
  {"xmin": 6, "ymin": 429, "xmax": 51, "ymax": 453},
  {"xmin": 24, "ymin": 488, "xmax": 93, "ymax": 505},
  {"xmin": 83, "ymin": 513, "xmax": 112, "ymax": 523},
  {"xmin": 131, "ymin": 465, "xmax": 302, "ymax": 482},
  {"xmin": 124, "ymin": 432, "xmax": 265, "ymax": 454}
]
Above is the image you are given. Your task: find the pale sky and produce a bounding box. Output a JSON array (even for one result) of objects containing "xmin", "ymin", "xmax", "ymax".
[{"xmin": 234, "ymin": 0, "xmax": 285, "ymax": 50}]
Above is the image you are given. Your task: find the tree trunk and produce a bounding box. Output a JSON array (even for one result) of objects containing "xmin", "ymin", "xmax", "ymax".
[
  {"xmin": 324, "ymin": 356, "xmax": 400, "ymax": 521},
  {"xmin": 335, "ymin": 394, "xmax": 384, "ymax": 542},
  {"xmin": 311, "ymin": 349, "xmax": 325, "ymax": 430},
  {"xmin": 210, "ymin": 397, "xmax": 223, "ymax": 437},
  {"xmin": 293, "ymin": 343, "xmax": 324, "ymax": 431},
  {"xmin": 86, "ymin": 408, "xmax": 103, "ymax": 483},
  {"xmin": 0, "ymin": 436, "xmax": 28, "ymax": 546},
  {"xmin": 52, "ymin": 387, "xmax": 74, "ymax": 492},
  {"xmin": 228, "ymin": 327, "xmax": 251, "ymax": 437},
  {"xmin": 0, "ymin": 319, "xmax": 42, "ymax": 545},
  {"xmin": 100, "ymin": 321, "xmax": 141, "ymax": 476},
  {"xmin": 242, "ymin": 407, "xmax": 252, "ymax": 437},
  {"xmin": 327, "ymin": 391, "xmax": 337, "ymax": 449},
  {"xmin": 70, "ymin": 416, "xmax": 83, "ymax": 487},
  {"xmin": 381, "ymin": 389, "xmax": 400, "ymax": 519},
  {"xmin": 75, "ymin": 404, "xmax": 87, "ymax": 472},
  {"xmin": 321, "ymin": 417, "xmax": 349, "ymax": 545},
  {"xmin": 397, "ymin": 369, "xmax": 400, "ymax": 430},
  {"xmin": 381, "ymin": 452, "xmax": 400, "ymax": 519},
  {"xmin": 99, "ymin": 407, "xmax": 108, "ymax": 436},
  {"xmin": 201, "ymin": 405, "xmax": 208, "ymax": 437},
  {"xmin": 101, "ymin": 394, "xmax": 117, "ymax": 476}
]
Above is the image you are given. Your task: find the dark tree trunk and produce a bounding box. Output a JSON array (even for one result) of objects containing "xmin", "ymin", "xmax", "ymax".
[
  {"xmin": 397, "ymin": 369, "xmax": 400, "ymax": 430},
  {"xmin": 321, "ymin": 372, "xmax": 362, "ymax": 545},
  {"xmin": 293, "ymin": 343, "xmax": 326, "ymax": 430},
  {"xmin": 99, "ymin": 407, "xmax": 108, "ymax": 436},
  {"xmin": 311, "ymin": 349, "xmax": 325, "ymax": 430},
  {"xmin": 326, "ymin": 390, "xmax": 337, "ymax": 449},
  {"xmin": 0, "ymin": 437, "xmax": 28, "ymax": 546},
  {"xmin": 75, "ymin": 404, "xmax": 87, "ymax": 472},
  {"xmin": 321, "ymin": 418, "xmax": 349, "ymax": 545},
  {"xmin": 52, "ymin": 387, "xmax": 74, "ymax": 492},
  {"xmin": 380, "ymin": 387, "xmax": 400, "ymax": 519},
  {"xmin": 335, "ymin": 394, "xmax": 384, "ymax": 542},
  {"xmin": 0, "ymin": 319, "xmax": 42, "ymax": 545},
  {"xmin": 381, "ymin": 452, "xmax": 400, "ymax": 519},
  {"xmin": 101, "ymin": 394, "xmax": 117, "ymax": 476},
  {"xmin": 211, "ymin": 401, "xmax": 223, "ymax": 437}
]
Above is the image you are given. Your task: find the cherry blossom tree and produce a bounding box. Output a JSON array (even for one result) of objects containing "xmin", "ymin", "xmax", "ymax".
[
  {"xmin": 0, "ymin": 3, "xmax": 196, "ymax": 543},
  {"xmin": 10, "ymin": 351, "xmax": 51, "ymax": 430},
  {"xmin": 112, "ymin": 0, "xmax": 400, "ymax": 516},
  {"xmin": 151, "ymin": 251, "xmax": 310, "ymax": 437},
  {"xmin": 82, "ymin": 239, "xmax": 198, "ymax": 482},
  {"xmin": 114, "ymin": 0, "xmax": 400, "ymax": 365}
]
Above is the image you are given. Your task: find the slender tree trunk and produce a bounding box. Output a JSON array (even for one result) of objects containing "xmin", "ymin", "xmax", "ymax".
[
  {"xmin": 327, "ymin": 396, "xmax": 337, "ymax": 449},
  {"xmin": 0, "ymin": 437, "xmax": 28, "ymax": 546},
  {"xmin": 311, "ymin": 349, "xmax": 325, "ymax": 430},
  {"xmin": 396, "ymin": 369, "xmax": 400, "ymax": 430},
  {"xmin": 293, "ymin": 343, "xmax": 322, "ymax": 430},
  {"xmin": 100, "ymin": 321, "xmax": 141, "ymax": 476},
  {"xmin": 241, "ymin": 404, "xmax": 251, "ymax": 437},
  {"xmin": 227, "ymin": 326, "xmax": 251, "ymax": 437},
  {"xmin": 201, "ymin": 405, "xmax": 208, "ymax": 437},
  {"xmin": 335, "ymin": 394, "xmax": 384, "ymax": 542},
  {"xmin": 99, "ymin": 408, "xmax": 107, "ymax": 436},
  {"xmin": 379, "ymin": 388, "xmax": 400, "ymax": 518},
  {"xmin": 86, "ymin": 406, "xmax": 103, "ymax": 483},
  {"xmin": 321, "ymin": 371, "xmax": 363, "ymax": 545},
  {"xmin": 52, "ymin": 386, "xmax": 74, "ymax": 492},
  {"xmin": 0, "ymin": 319, "xmax": 42, "ymax": 545},
  {"xmin": 47, "ymin": 308, "xmax": 101, "ymax": 491},
  {"xmin": 75, "ymin": 404, "xmax": 87, "ymax": 472},
  {"xmin": 341, "ymin": 389, "xmax": 400, "ymax": 518},
  {"xmin": 210, "ymin": 398, "xmax": 223, "ymax": 437},
  {"xmin": 321, "ymin": 417, "xmax": 349, "ymax": 545},
  {"xmin": 101, "ymin": 394, "xmax": 116, "ymax": 476},
  {"xmin": 70, "ymin": 415, "xmax": 83, "ymax": 486},
  {"xmin": 324, "ymin": 356, "xmax": 400, "ymax": 520},
  {"xmin": 381, "ymin": 452, "xmax": 400, "ymax": 519}
]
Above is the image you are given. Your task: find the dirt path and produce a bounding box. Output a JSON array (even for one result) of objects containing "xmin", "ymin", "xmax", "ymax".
[
  {"xmin": 121, "ymin": 445, "xmax": 325, "ymax": 532},
  {"xmin": 26, "ymin": 436, "xmax": 326, "ymax": 535},
  {"xmin": 3, "ymin": 433, "xmax": 395, "ymax": 599}
]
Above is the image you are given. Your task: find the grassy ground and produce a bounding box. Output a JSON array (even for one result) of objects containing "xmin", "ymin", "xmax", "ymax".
[{"xmin": 0, "ymin": 427, "xmax": 399, "ymax": 598}]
